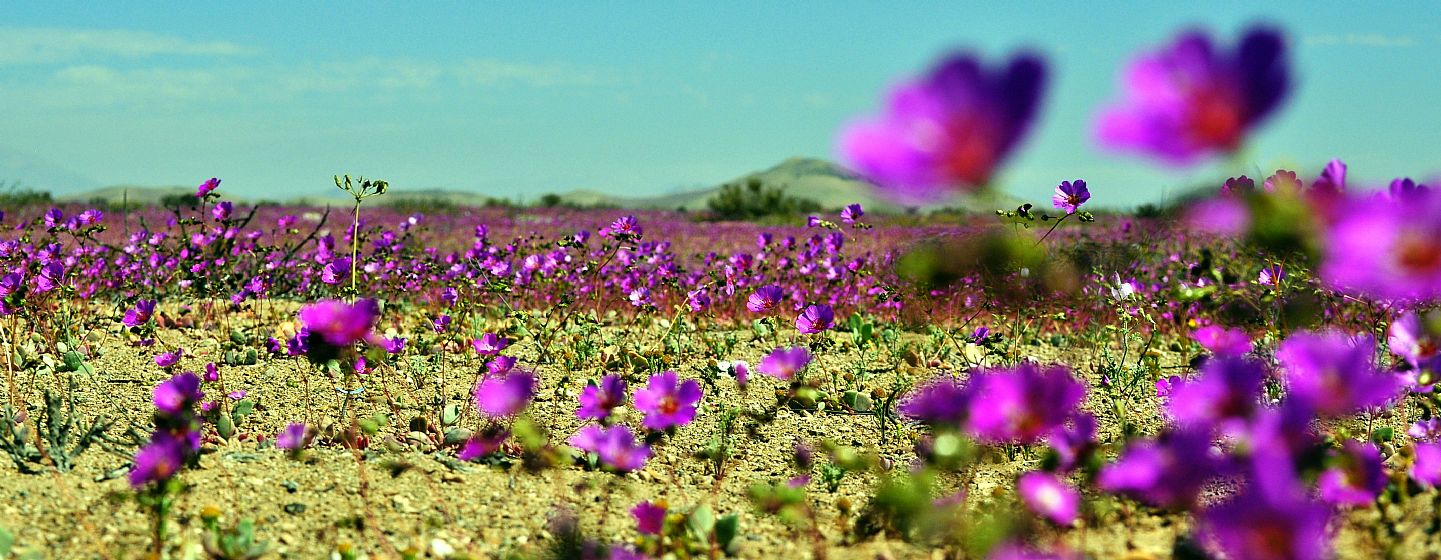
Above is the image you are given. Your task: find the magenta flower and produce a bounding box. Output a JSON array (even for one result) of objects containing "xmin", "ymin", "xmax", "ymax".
[
  {"xmin": 1017, "ymin": 471, "xmax": 1079, "ymax": 526},
  {"xmin": 275, "ymin": 423, "xmax": 311, "ymax": 451},
  {"xmin": 577, "ymin": 374, "xmax": 628, "ymax": 421},
  {"xmin": 487, "ymin": 355, "xmax": 518, "ymax": 375},
  {"xmin": 1050, "ymin": 179, "xmax": 1090, "ymax": 214},
  {"xmin": 1098, "ymin": 428, "xmax": 1228, "ymax": 510},
  {"xmin": 195, "ymin": 177, "xmax": 221, "ymax": 198},
  {"xmin": 152, "ymin": 372, "xmax": 203, "ymax": 414},
  {"xmin": 630, "ymin": 501, "xmax": 666, "ymax": 535},
  {"xmin": 569, "ymin": 425, "xmax": 651, "ymax": 472},
  {"xmin": 457, "ymin": 427, "xmax": 510, "ymax": 461},
  {"xmin": 211, "ymin": 201, "xmax": 233, "ymax": 222},
  {"xmin": 1192, "ymin": 325, "xmax": 1252, "ymax": 356},
  {"xmin": 839, "ymin": 203, "xmax": 864, "ymax": 224},
  {"xmin": 747, "ymin": 285, "xmax": 784, "ymax": 314},
  {"xmin": 900, "ymin": 377, "xmax": 971, "ymax": 428},
  {"xmin": 473, "ymin": 371, "xmax": 536, "ymax": 418},
  {"xmin": 1389, "ymin": 311, "xmax": 1441, "ymax": 369},
  {"xmin": 154, "ymin": 349, "xmax": 183, "ymax": 369},
  {"xmin": 1317, "ymin": 441, "xmax": 1385, "ymax": 507},
  {"xmin": 298, "ymin": 299, "xmax": 379, "ymax": 348},
  {"xmin": 632, "ymin": 371, "xmax": 702, "ymax": 430},
  {"xmin": 685, "ymin": 288, "xmax": 711, "ymax": 313},
  {"xmin": 1046, "ymin": 413, "xmax": 1097, "ymax": 473},
  {"xmin": 756, "ymin": 347, "xmax": 812, "ymax": 381},
  {"xmin": 1412, "ymin": 442, "xmax": 1441, "ymax": 486},
  {"xmin": 1165, "ymin": 356, "xmax": 1265, "ymax": 430},
  {"xmin": 472, "ymin": 333, "xmax": 510, "ymax": 355},
  {"xmin": 129, "ymin": 436, "xmax": 187, "ymax": 488},
  {"xmin": 602, "ymin": 215, "xmax": 642, "ymax": 239},
  {"xmin": 1322, "ymin": 190, "xmax": 1441, "ymax": 300},
  {"xmin": 965, "ymin": 364, "xmax": 1085, "ymax": 444},
  {"xmin": 1312, "ymin": 158, "xmax": 1347, "ymax": 193},
  {"xmin": 795, "ymin": 304, "xmax": 835, "ymax": 334},
  {"xmin": 1095, "ymin": 26, "xmax": 1289, "ymax": 164},
  {"xmin": 1257, "ymin": 263, "xmax": 1285, "ymax": 286},
  {"xmin": 840, "ymin": 51, "xmax": 1047, "ymax": 200},
  {"xmin": 123, "ymin": 300, "xmax": 156, "ymax": 328},
  {"xmin": 1276, "ymin": 331, "xmax": 1398, "ymax": 418},
  {"xmin": 1197, "ymin": 462, "xmax": 1331, "ymax": 560}
]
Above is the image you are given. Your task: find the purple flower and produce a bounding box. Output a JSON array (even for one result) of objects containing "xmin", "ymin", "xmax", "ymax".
[
  {"xmin": 1165, "ymin": 356, "xmax": 1265, "ymax": 429},
  {"xmin": 195, "ymin": 177, "xmax": 221, "ymax": 198},
  {"xmin": 577, "ymin": 374, "xmax": 628, "ymax": 421},
  {"xmin": 298, "ymin": 299, "xmax": 379, "ymax": 348},
  {"xmin": 1317, "ymin": 441, "xmax": 1386, "ymax": 507},
  {"xmin": 1098, "ymin": 428, "xmax": 1228, "ymax": 510},
  {"xmin": 630, "ymin": 501, "xmax": 666, "ymax": 535},
  {"xmin": 570, "ymin": 425, "xmax": 651, "ymax": 472},
  {"xmin": 1257, "ymin": 263, "xmax": 1285, "ymax": 286},
  {"xmin": 129, "ymin": 436, "xmax": 187, "ymax": 488},
  {"xmin": 432, "ymin": 314, "xmax": 451, "ymax": 333},
  {"xmin": 1050, "ymin": 179, "xmax": 1090, "ymax": 214},
  {"xmin": 1046, "ymin": 413, "xmax": 1096, "ymax": 472},
  {"xmin": 900, "ymin": 377, "xmax": 972, "ymax": 428},
  {"xmin": 1197, "ymin": 459, "xmax": 1331, "ymax": 560},
  {"xmin": 1095, "ymin": 26, "xmax": 1290, "ymax": 164},
  {"xmin": 965, "ymin": 364, "xmax": 1085, "ymax": 444},
  {"xmin": 1276, "ymin": 331, "xmax": 1398, "ymax": 417},
  {"xmin": 1312, "ymin": 158, "xmax": 1347, "ymax": 193},
  {"xmin": 473, "ymin": 371, "xmax": 536, "ymax": 418},
  {"xmin": 457, "ymin": 427, "xmax": 510, "ymax": 461},
  {"xmin": 1322, "ymin": 190, "xmax": 1441, "ymax": 300},
  {"xmin": 153, "ymin": 372, "xmax": 203, "ymax": 416},
  {"xmin": 487, "ymin": 355, "xmax": 517, "ymax": 375},
  {"xmin": 602, "ymin": 215, "xmax": 642, "ymax": 239},
  {"xmin": 1192, "ymin": 325, "xmax": 1252, "ymax": 356},
  {"xmin": 685, "ymin": 288, "xmax": 711, "ymax": 313},
  {"xmin": 1389, "ymin": 311, "xmax": 1441, "ymax": 370},
  {"xmin": 154, "ymin": 349, "xmax": 182, "ymax": 369},
  {"xmin": 211, "ymin": 201, "xmax": 233, "ymax": 222},
  {"xmin": 840, "ymin": 51, "xmax": 1047, "ymax": 200},
  {"xmin": 1017, "ymin": 471, "xmax": 1079, "ymax": 526},
  {"xmin": 472, "ymin": 333, "xmax": 510, "ymax": 355},
  {"xmin": 840, "ymin": 203, "xmax": 864, "ymax": 224},
  {"xmin": 1412, "ymin": 442, "xmax": 1441, "ymax": 486},
  {"xmin": 746, "ymin": 285, "xmax": 784, "ymax": 314},
  {"xmin": 756, "ymin": 347, "xmax": 812, "ymax": 381},
  {"xmin": 275, "ymin": 423, "xmax": 311, "ymax": 451},
  {"xmin": 632, "ymin": 371, "xmax": 702, "ymax": 431},
  {"xmin": 794, "ymin": 304, "xmax": 835, "ymax": 334}
]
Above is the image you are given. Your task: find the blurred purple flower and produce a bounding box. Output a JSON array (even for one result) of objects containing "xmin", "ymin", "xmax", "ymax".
[
  {"xmin": 900, "ymin": 377, "xmax": 971, "ymax": 428},
  {"xmin": 153, "ymin": 372, "xmax": 203, "ymax": 415},
  {"xmin": 1316, "ymin": 441, "xmax": 1385, "ymax": 507},
  {"xmin": 630, "ymin": 501, "xmax": 666, "ymax": 535},
  {"xmin": 1017, "ymin": 471, "xmax": 1078, "ymax": 526},
  {"xmin": 298, "ymin": 299, "xmax": 379, "ymax": 348},
  {"xmin": 472, "ymin": 332, "xmax": 510, "ymax": 355},
  {"xmin": 570, "ymin": 424, "xmax": 651, "ymax": 472},
  {"xmin": 965, "ymin": 364, "xmax": 1085, "ymax": 444},
  {"xmin": 839, "ymin": 51, "xmax": 1047, "ymax": 201},
  {"xmin": 129, "ymin": 436, "xmax": 187, "ymax": 488},
  {"xmin": 473, "ymin": 371, "xmax": 536, "ymax": 418},
  {"xmin": 1322, "ymin": 190, "xmax": 1441, "ymax": 300},
  {"xmin": 1412, "ymin": 442, "xmax": 1441, "ymax": 486},
  {"xmin": 457, "ymin": 427, "xmax": 510, "ymax": 460},
  {"xmin": 756, "ymin": 346, "xmax": 812, "ymax": 381},
  {"xmin": 1389, "ymin": 311, "xmax": 1440, "ymax": 369},
  {"xmin": 1095, "ymin": 26, "xmax": 1289, "ymax": 164},
  {"xmin": 1197, "ymin": 456, "xmax": 1331, "ymax": 560},
  {"xmin": 1276, "ymin": 331, "xmax": 1397, "ymax": 417},
  {"xmin": 275, "ymin": 422, "xmax": 311, "ymax": 451},
  {"xmin": 1098, "ymin": 428, "xmax": 1227, "ymax": 510},
  {"xmin": 1166, "ymin": 356, "xmax": 1265, "ymax": 429},
  {"xmin": 1193, "ymin": 325, "xmax": 1252, "ymax": 356}
]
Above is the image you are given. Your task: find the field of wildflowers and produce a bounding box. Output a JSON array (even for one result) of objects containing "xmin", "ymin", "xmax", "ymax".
[{"xmin": 2, "ymin": 23, "xmax": 1440, "ymax": 560}]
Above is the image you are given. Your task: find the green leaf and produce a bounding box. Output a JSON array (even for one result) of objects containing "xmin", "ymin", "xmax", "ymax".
[
  {"xmin": 687, "ymin": 505, "xmax": 715, "ymax": 541},
  {"xmin": 216, "ymin": 414, "xmax": 236, "ymax": 439},
  {"xmin": 232, "ymin": 399, "xmax": 255, "ymax": 419},
  {"xmin": 714, "ymin": 514, "xmax": 739, "ymax": 549}
]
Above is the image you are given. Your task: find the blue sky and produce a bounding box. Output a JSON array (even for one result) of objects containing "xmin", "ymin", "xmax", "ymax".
[{"xmin": 1, "ymin": 2, "xmax": 1437, "ymax": 207}]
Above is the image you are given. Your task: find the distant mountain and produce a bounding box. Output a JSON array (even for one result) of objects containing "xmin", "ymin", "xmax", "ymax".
[
  {"xmin": 0, "ymin": 146, "xmax": 101, "ymax": 193},
  {"xmin": 553, "ymin": 157, "xmax": 1026, "ymax": 214},
  {"xmin": 55, "ymin": 157, "xmax": 1028, "ymax": 215}
]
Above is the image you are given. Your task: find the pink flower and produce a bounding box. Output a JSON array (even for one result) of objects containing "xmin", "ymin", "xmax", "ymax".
[
  {"xmin": 795, "ymin": 304, "xmax": 835, "ymax": 334},
  {"xmin": 632, "ymin": 371, "xmax": 702, "ymax": 430},
  {"xmin": 473, "ymin": 371, "xmax": 536, "ymax": 418},
  {"xmin": 1017, "ymin": 471, "xmax": 1079, "ymax": 525}
]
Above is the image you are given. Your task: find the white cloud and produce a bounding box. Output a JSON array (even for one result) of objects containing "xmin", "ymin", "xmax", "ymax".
[
  {"xmin": 451, "ymin": 58, "xmax": 598, "ymax": 87},
  {"xmin": 1304, "ymin": 34, "xmax": 1419, "ymax": 48},
  {"xmin": 0, "ymin": 26, "xmax": 255, "ymax": 65}
]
